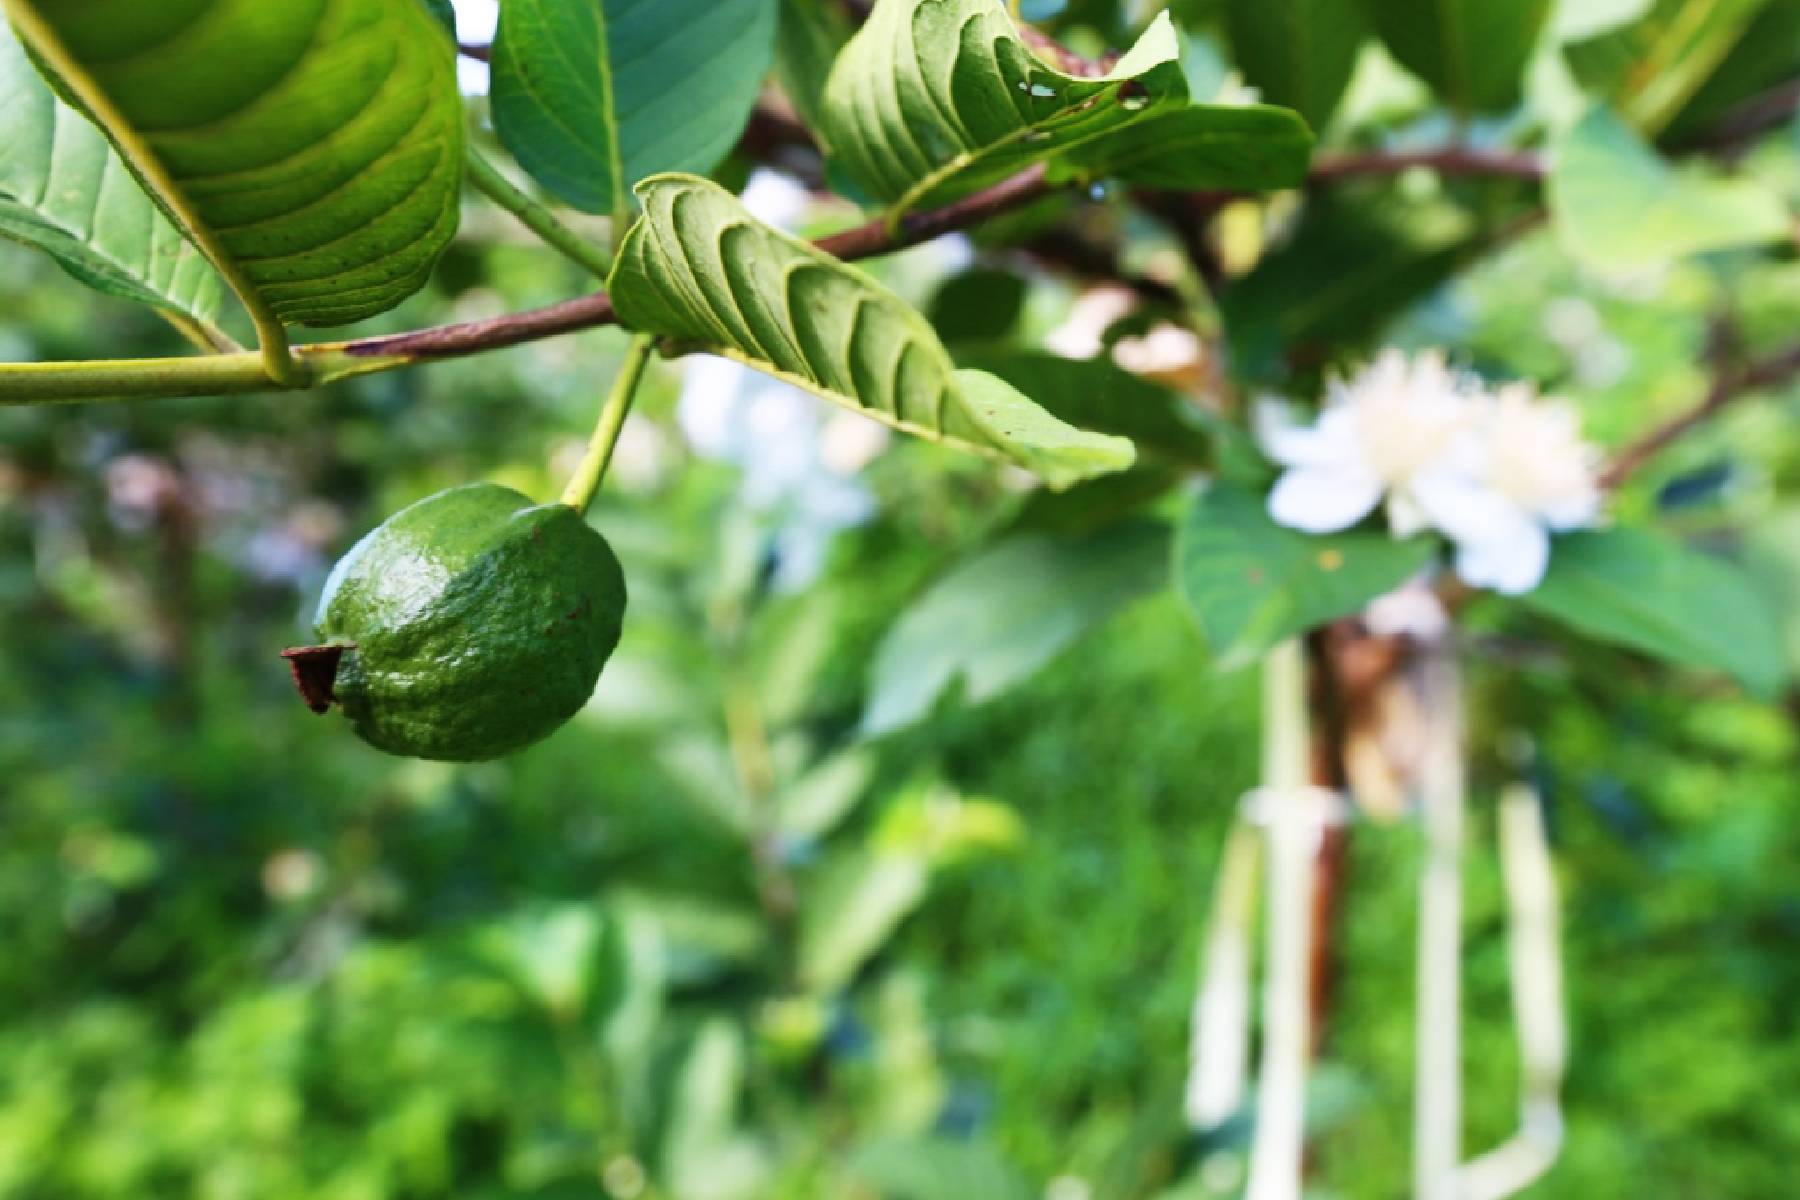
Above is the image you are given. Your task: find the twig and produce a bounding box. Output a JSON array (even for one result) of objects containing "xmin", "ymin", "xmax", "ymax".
[
  {"xmin": 1308, "ymin": 147, "xmax": 1544, "ymax": 184},
  {"xmin": 1600, "ymin": 341, "xmax": 1800, "ymax": 488},
  {"xmin": 348, "ymin": 164, "xmax": 1055, "ymax": 364}
]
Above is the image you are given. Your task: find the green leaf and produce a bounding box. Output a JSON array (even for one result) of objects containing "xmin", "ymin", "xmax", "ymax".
[
  {"xmin": 862, "ymin": 521, "xmax": 1170, "ymax": 735},
  {"xmin": 490, "ymin": 0, "xmax": 778, "ymax": 220},
  {"xmin": 1176, "ymin": 482, "xmax": 1435, "ymax": 669},
  {"xmin": 775, "ymin": 0, "xmax": 853, "ymax": 133},
  {"xmin": 1520, "ymin": 526, "xmax": 1785, "ymax": 697},
  {"xmin": 608, "ymin": 174, "xmax": 1135, "ymax": 487},
  {"xmin": 1221, "ymin": 193, "xmax": 1480, "ymax": 382},
  {"xmin": 1362, "ymin": 0, "xmax": 1552, "ymax": 113},
  {"xmin": 850, "ymin": 1137, "xmax": 1035, "ymax": 1200},
  {"xmin": 1222, "ymin": 0, "xmax": 1367, "ymax": 129},
  {"xmin": 6, "ymin": 0, "xmax": 465, "ymax": 329},
  {"xmin": 0, "ymin": 21, "xmax": 229, "ymax": 345},
  {"xmin": 927, "ymin": 266, "xmax": 1029, "ymax": 344},
  {"xmin": 956, "ymin": 350, "xmax": 1220, "ymax": 465},
  {"xmin": 798, "ymin": 851, "xmax": 929, "ymax": 992},
  {"xmin": 1564, "ymin": 0, "xmax": 1772, "ymax": 135},
  {"xmin": 1548, "ymin": 105, "xmax": 1789, "ymax": 273},
  {"xmin": 819, "ymin": 0, "xmax": 1187, "ymax": 214},
  {"xmin": 1058, "ymin": 103, "xmax": 1315, "ymax": 191}
]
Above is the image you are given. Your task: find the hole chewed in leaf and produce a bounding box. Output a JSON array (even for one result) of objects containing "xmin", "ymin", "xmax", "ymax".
[{"xmin": 281, "ymin": 645, "xmax": 346, "ymax": 715}]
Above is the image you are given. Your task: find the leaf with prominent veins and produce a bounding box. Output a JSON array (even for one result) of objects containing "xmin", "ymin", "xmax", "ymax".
[
  {"xmin": 819, "ymin": 0, "xmax": 1187, "ymax": 215},
  {"xmin": 608, "ymin": 174, "xmax": 1135, "ymax": 489},
  {"xmin": 0, "ymin": 19, "xmax": 231, "ymax": 348},
  {"xmin": 491, "ymin": 0, "xmax": 777, "ymax": 223},
  {"xmin": 3, "ymin": 0, "xmax": 464, "ymax": 344}
]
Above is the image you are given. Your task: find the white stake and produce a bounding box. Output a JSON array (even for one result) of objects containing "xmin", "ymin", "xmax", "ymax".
[
  {"xmin": 1459, "ymin": 782, "xmax": 1567, "ymax": 1200},
  {"xmin": 1413, "ymin": 645, "xmax": 1464, "ymax": 1200},
  {"xmin": 1245, "ymin": 640, "xmax": 1315, "ymax": 1200}
]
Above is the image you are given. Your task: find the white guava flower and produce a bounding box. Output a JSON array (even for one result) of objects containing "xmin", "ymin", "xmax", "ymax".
[
  {"xmin": 1429, "ymin": 383, "xmax": 1603, "ymax": 595},
  {"xmin": 1257, "ymin": 350, "xmax": 1478, "ymax": 536},
  {"xmin": 1260, "ymin": 352, "xmax": 1604, "ymax": 596}
]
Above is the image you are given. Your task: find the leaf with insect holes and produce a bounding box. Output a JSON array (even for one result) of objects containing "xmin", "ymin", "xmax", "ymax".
[
  {"xmin": 4, "ymin": 0, "xmax": 464, "ymax": 328},
  {"xmin": 819, "ymin": 0, "xmax": 1187, "ymax": 214},
  {"xmin": 606, "ymin": 174, "xmax": 1135, "ymax": 488},
  {"xmin": 1177, "ymin": 482, "xmax": 1435, "ymax": 668},
  {"xmin": 490, "ymin": 0, "xmax": 777, "ymax": 219},
  {"xmin": 0, "ymin": 19, "xmax": 231, "ymax": 346}
]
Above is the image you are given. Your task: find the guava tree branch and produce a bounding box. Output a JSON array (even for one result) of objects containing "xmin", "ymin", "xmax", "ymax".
[{"xmin": 1602, "ymin": 340, "xmax": 1800, "ymax": 488}]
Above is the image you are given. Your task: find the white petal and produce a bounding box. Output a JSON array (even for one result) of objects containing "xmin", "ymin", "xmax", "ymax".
[
  {"xmin": 1386, "ymin": 490, "xmax": 1431, "ymax": 537},
  {"xmin": 1410, "ymin": 469, "xmax": 1522, "ymax": 544},
  {"xmin": 1268, "ymin": 466, "xmax": 1383, "ymax": 534},
  {"xmin": 1254, "ymin": 399, "xmax": 1362, "ymax": 469},
  {"xmin": 1453, "ymin": 516, "xmax": 1551, "ymax": 595},
  {"xmin": 1539, "ymin": 487, "xmax": 1602, "ymax": 532}
]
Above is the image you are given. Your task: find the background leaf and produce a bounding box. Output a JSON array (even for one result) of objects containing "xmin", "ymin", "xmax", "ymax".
[
  {"xmin": 775, "ymin": 0, "xmax": 853, "ymax": 133},
  {"xmin": 0, "ymin": 21, "xmax": 229, "ymax": 345},
  {"xmin": 1361, "ymin": 0, "xmax": 1552, "ymax": 113},
  {"xmin": 1520, "ymin": 527, "xmax": 1785, "ymax": 697},
  {"xmin": 1222, "ymin": 0, "xmax": 1367, "ymax": 130},
  {"xmin": 1548, "ymin": 105, "xmax": 1789, "ymax": 273},
  {"xmin": 608, "ymin": 174, "xmax": 1135, "ymax": 488},
  {"xmin": 9, "ymin": 0, "xmax": 464, "ymax": 327},
  {"xmin": 862, "ymin": 521, "xmax": 1170, "ymax": 735},
  {"xmin": 956, "ymin": 350, "xmax": 1221, "ymax": 465},
  {"xmin": 1563, "ymin": 0, "xmax": 1774, "ymax": 135},
  {"xmin": 819, "ymin": 0, "xmax": 1187, "ymax": 211},
  {"xmin": 1175, "ymin": 482, "xmax": 1435, "ymax": 668},
  {"xmin": 491, "ymin": 0, "xmax": 778, "ymax": 219},
  {"xmin": 798, "ymin": 851, "xmax": 930, "ymax": 992}
]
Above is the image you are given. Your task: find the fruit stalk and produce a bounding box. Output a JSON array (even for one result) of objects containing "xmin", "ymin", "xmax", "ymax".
[{"xmin": 562, "ymin": 335, "xmax": 656, "ymax": 514}]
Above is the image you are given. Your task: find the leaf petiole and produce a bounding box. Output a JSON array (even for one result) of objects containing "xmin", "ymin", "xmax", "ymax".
[
  {"xmin": 560, "ymin": 334, "xmax": 657, "ymax": 514},
  {"xmin": 465, "ymin": 149, "xmax": 617, "ymax": 279}
]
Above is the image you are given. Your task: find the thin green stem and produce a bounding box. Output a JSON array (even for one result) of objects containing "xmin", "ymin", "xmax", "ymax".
[
  {"xmin": 0, "ymin": 345, "xmax": 402, "ymax": 406},
  {"xmin": 465, "ymin": 149, "xmax": 616, "ymax": 278},
  {"xmin": 560, "ymin": 335, "xmax": 655, "ymax": 513}
]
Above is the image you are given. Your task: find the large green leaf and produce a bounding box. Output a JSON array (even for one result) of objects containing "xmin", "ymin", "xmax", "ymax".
[
  {"xmin": 0, "ymin": 20, "xmax": 229, "ymax": 345},
  {"xmin": 5, "ymin": 0, "xmax": 464, "ymax": 328},
  {"xmin": 608, "ymin": 174, "xmax": 1135, "ymax": 488},
  {"xmin": 1176, "ymin": 482, "xmax": 1435, "ymax": 669},
  {"xmin": 1060, "ymin": 103, "xmax": 1315, "ymax": 191},
  {"xmin": 1362, "ymin": 0, "xmax": 1552, "ymax": 113},
  {"xmin": 1223, "ymin": 0, "xmax": 1367, "ymax": 130},
  {"xmin": 818, "ymin": 0, "xmax": 1187, "ymax": 213},
  {"xmin": 490, "ymin": 0, "xmax": 777, "ymax": 220},
  {"xmin": 1548, "ymin": 106, "xmax": 1789, "ymax": 273},
  {"xmin": 862, "ymin": 521, "xmax": 1170, "ymax": 735},
  {"xmin": 1520, "ymin": 527, "xmax": 1784, "ymax": 697},
  {"xmin": 1564, "ymin": 0, "xmax": 1772, "ymax": 135}
]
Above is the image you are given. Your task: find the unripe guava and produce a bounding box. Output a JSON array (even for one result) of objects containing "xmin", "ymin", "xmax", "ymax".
[{"xmin": 285, "ymin": 483, "xmax": 625, "ymax": 762}]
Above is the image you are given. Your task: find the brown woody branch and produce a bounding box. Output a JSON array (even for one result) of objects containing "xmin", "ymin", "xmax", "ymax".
[
  {"xmin": 345, "ymin": 163, "xmax": 1054, "ymax": 361},
  {"xmin": 1601, "ymin": 341, "xmax": 1800, "ymax": 488}
]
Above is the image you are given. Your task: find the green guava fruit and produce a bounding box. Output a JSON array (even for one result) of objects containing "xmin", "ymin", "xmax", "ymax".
[{"xmin": 284, "ymin": 483, "xmax": 626, "ymax": 762}]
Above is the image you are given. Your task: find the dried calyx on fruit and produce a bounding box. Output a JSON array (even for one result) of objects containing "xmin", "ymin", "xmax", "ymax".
[{"xmin": 284, "ymin": 483, "xmax": 626, "ymax": 762}]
